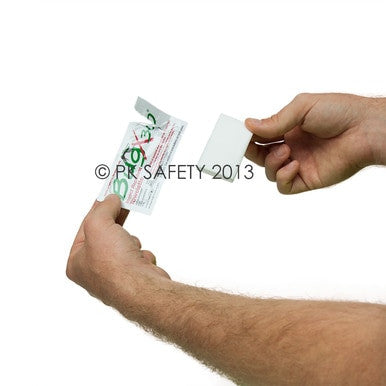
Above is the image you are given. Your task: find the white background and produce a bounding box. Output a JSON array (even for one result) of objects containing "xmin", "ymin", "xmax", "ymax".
[{"xmin": 1, "ymin": 0, "xmax": 385, "ymax": 385}]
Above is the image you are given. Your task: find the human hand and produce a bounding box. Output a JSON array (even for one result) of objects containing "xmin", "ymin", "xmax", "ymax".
[
  {"xmin": 245, "ymin": 93, "xmax": 386, "ymax": 194},
  {"xmin": 66, "ymin": 195, "xmax": 170, "ymax": 309}
]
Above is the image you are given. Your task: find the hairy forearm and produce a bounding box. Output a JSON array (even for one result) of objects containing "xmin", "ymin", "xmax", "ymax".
[{"xmin": 113, "ymin": 277, "xmax": 386, "ymax": 385}]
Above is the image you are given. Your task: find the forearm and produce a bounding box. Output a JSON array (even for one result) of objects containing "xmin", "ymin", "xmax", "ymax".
[
  {"xmin": 364, "ymin": 97, "xmax": 386, "ymax": 165},
  {"xmin": 113, "ymin": 277, "xmax": 386, "ymax": 385}
]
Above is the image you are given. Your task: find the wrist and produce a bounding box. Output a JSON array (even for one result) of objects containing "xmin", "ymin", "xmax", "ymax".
[
  {"xmin": 112, "ymin": 272, "xmax": 176, "ymax": 322},
  {"xmin": 363, "ymin": 97, "xmax": 386, "ymax": 166}
]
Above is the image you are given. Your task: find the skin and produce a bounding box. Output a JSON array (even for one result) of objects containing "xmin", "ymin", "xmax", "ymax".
[
  {"xmin": 245, "ymin": 93, "xmax": 386, "ymax": 194},
  {"xmin": 67, "ymin": 93, "xmax": 386, "ymax": 385}
]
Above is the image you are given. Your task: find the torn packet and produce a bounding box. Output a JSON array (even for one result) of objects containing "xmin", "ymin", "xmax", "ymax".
[{"xmin": 97, "ymin": 97, "xmax": 187, "ymax": 214}]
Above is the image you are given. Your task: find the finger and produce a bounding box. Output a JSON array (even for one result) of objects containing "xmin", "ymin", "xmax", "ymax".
[
  {"xmin": 142, "ymin": 250, "xmax": 156, "ymax": 265},
  {"xmin": 276, "ymin": 160, "xmax": 304, "ymax": 194},
  {"xmin": 245, "ymin": 141, "xmax": 268, "ymax": 167},
  {"xmin": 85, "ymin": 194, "xmax": 122, "ymax": 232},
  {"xmin": 131, "ymin": 235, "xmax": 142, "ymax": 249},
  {"xmin": 155, "ymin": 266, "xmax": 171, "ymax": 280},
  {"xmin": 141, "ymin": 251, "xmax": 171, "ymax": 279},
  {"xmin": 116, "ymin": 208, "xmax": 130, "ymax": 226},
  {"xmin": 264, "ymin": 144, "xmax": 291, "ymax": 181},
  {"xmin": 245, "ymin": 93, "xmax": 316, "ymax": 139}
]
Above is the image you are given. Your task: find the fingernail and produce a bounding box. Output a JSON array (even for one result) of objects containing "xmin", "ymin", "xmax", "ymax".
[{"xmin": 274, "ymin": 145, "xmax": 287, "ymax": 157}]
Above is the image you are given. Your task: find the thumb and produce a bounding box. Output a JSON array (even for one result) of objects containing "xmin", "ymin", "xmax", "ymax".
[
  {"xmin": 245, "ymin": 93, "xmax": 316, "ymax": 139},
  {"xmin": 84, "ymin": 194, "xmax": 123, "ymax": 236}
]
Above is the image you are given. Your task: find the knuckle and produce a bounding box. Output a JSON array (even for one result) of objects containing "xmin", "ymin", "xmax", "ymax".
[
  {"xmin": 83, "ymin": 216, "xmax": 93, "ymax": 234},
  {"xmin": 83, "ymin": 215, "xmax": 100, "ymax": 235},
  {"xmin": 142, "ymin": 250, "xmax": 156, "ymax": 263},
  {"xmin": 66, "ymin": 258, "xmax": 74, "ymax": 281},
  {"xmin": 131, "ymin": 235, "xmax": 142, "ymax": 249},
  {"xmin": 156, "ymin": 266, "xmax": 170, "ymax": 279},
  {"xmin": 269, "ymin": 113, "xmax": 280, "ymax": 125},
  {"xmin": 293, "ymin": 93, "xmax": 314, "ymax": 109},
  {"xmin": 294, "ymin": 92, "xmax": 308, "ymax": 102},
  {"xmin": 142, "ymin": 249, "xmax": 153, "ymax": 257}
]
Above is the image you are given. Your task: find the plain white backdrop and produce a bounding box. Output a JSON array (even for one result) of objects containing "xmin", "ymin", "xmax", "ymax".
[{"xmin": 1, "ymin": 0, "xmax": 385, "ymax": 385}]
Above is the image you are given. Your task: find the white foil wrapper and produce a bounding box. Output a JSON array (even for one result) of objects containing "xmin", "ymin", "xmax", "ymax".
[{"xmin": 98, "ymin": 97, "xmax": 187, "ymax": 214}]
